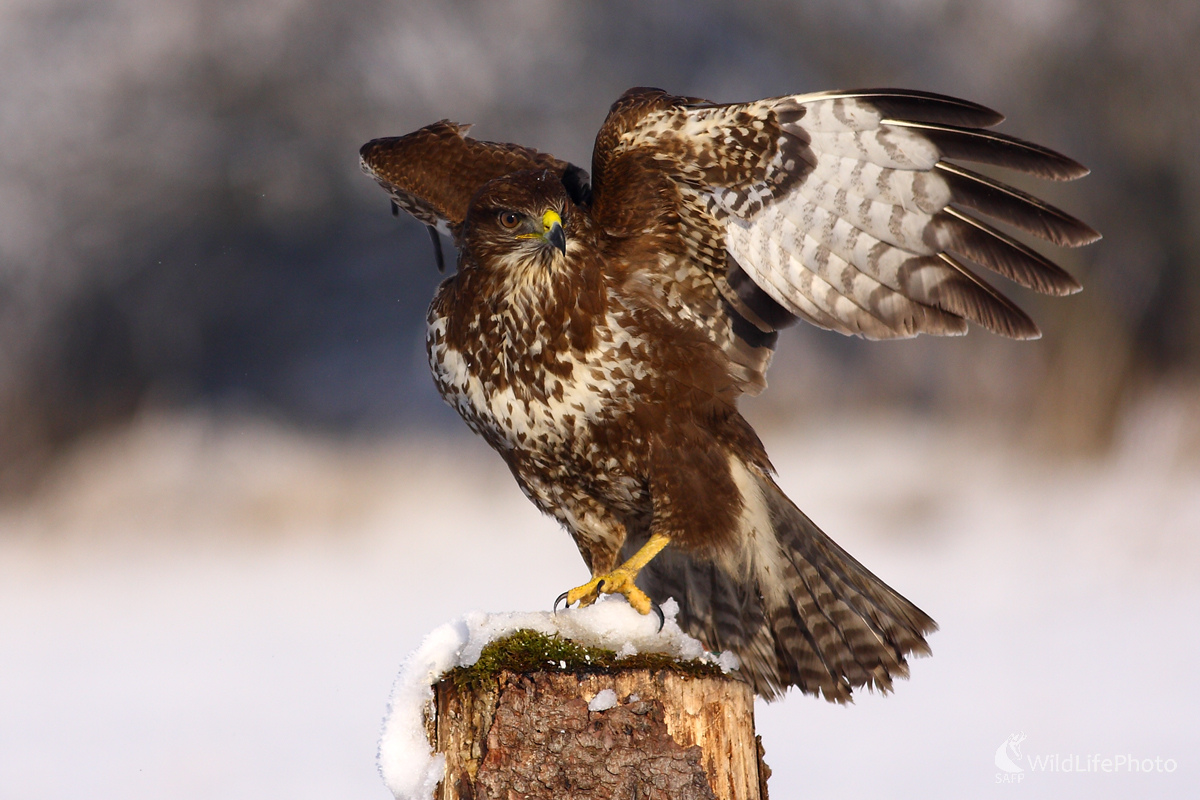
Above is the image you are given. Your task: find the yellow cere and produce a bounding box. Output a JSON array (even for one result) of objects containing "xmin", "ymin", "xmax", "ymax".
[{"xmin": 517, "ymin": 209, "xmax": 563, "ymax": 240}]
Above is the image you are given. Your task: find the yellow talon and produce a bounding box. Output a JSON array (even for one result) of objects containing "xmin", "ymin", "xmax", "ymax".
[
  {"xmin": 564, "ymin": 576, "xmax": 603, "ymax": 609},
  {"xmin": 559, "ymin": 533, "xmax": 670, "ymax": 615},
  {"xmin": 564, "ymin": 569, "xmax": 652, "ymax": 613}
]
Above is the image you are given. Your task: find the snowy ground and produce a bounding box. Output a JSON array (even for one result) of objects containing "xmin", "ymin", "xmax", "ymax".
[{"xmin": 1, "ymin": 406, "xmax": 1197, "ymax": 799}]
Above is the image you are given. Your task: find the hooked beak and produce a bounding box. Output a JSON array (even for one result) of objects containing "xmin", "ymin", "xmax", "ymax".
[{"xmin": 541, "ymin": 210, "xmax": 566, "ymax": 255}]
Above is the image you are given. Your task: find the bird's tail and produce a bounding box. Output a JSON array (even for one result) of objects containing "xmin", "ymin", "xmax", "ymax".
[{"xmin": 636, "ymin": 462, "xmax": 936, "ymax": 702}]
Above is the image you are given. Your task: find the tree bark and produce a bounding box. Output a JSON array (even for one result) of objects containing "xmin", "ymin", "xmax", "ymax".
[{"xmin": 426, "ymin": 668, "xmax": 769, "ymax": 800}]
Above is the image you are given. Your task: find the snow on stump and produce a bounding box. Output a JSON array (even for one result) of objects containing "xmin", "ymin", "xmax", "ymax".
[{"xmin": 379, "ymin": 600, "xmax": 770, "ymax": 800}]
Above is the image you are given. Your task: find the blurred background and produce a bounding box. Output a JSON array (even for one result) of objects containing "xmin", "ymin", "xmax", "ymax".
[{"xmin": 1, "ymin": 1, "xmax": 1197, "ymax": 798}]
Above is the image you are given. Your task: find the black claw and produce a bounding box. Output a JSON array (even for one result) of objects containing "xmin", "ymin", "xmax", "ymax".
[
  {"xmin": 553, "ymin": 591, "xmax": 570, "ymax": 613},
  {"xmin": 597, "ymin": 579, "xmax": 607, "ymax": 593},
  {"xmin": 650, "ymin": 600, "xmax": 665, "ymax": 632}
]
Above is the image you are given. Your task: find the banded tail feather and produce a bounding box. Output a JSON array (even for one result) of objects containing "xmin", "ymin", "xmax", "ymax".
[{"xmin": 633, "ymin": 457, "xmax": 935, "ymax": 702}]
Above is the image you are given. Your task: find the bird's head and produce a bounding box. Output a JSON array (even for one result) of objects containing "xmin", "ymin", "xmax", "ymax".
[{"xmin": 461, "ymin": 169, "xmax": 573, "ymax": 284}]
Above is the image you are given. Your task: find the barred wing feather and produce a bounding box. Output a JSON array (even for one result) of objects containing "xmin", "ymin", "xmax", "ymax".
[
  {"xmin": 594, "ymin": 88, "xmax": 1098, "ymax": 359},
  {"xmin": 715, "ymin": 89, "xmax": 1099, "ymax": 341}
]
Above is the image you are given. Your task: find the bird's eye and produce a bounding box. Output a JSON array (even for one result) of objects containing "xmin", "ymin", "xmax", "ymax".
[{"xmin": 498, "ymin": 211, "xmax": 522, "ymax": 229}]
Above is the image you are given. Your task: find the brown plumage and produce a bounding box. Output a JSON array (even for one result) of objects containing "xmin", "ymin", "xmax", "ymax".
[{"xmin": 360, "ymin": 87, "xmax": 1098, "ymax": 701}]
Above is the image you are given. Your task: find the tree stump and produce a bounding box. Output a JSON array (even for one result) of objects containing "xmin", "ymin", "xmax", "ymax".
[{"xmin": 425, "ymin": 666, "xmax": 770, "ymax": 800}]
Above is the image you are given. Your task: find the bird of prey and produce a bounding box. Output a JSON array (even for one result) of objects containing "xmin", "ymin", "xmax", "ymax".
[{"xmin": 360, "ymin": 87, "xmax": 1097, "ymax": 701}]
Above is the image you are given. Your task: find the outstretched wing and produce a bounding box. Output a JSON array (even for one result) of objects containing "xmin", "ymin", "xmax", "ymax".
[
  {"xmin": 360, "ymin": 120, "xmax": 591, "ymax": 240},
  {"xmin": 589, "ymin": 87, "xmax": 1099, "ymax": 392}
]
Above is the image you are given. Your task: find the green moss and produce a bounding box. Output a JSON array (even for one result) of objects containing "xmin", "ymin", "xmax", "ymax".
[{"xmin": 445, "ymin": 629, "xmax": 725, "ymax": 692}]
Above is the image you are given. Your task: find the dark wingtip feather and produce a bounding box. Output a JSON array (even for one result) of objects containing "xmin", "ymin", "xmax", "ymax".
[
  {"xmin": 426, "ymin": 224, "xmax": 446, "ymax": 272},
  {"xmin": 934, "ymin": 254, "xmax": 1043, "ymax": 339},
  {"xmin": 560, "ymin": 163, "xmax": 594, "ymax": 207},
  {"xmin": 855, "ymin": 88, "xmax": 1006, "ymax": 128},
  {"xmin": 938, "ymin": 163, "xmax": 1100, "ymax": 248},
  {"xmin": 938, "ymin": 209, "xmax": 1084, "ymax": 296},
  {"xmin": 887, "ymin": 120, "xmax": 1091, "ymax": 181},
  {"xmin": 808, "ymin": 88, "xmax": 1005, "ymax": 128}
]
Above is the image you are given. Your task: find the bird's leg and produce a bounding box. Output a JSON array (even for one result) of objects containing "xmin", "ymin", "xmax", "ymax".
[{"xmin": 557, "ymin": 533, "xmax": 671, "ymax": 614}]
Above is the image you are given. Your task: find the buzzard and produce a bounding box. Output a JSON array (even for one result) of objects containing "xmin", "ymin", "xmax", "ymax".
[{"xmin": 360, "ymin": 87, "xmax": 1097, "ymax": 701}]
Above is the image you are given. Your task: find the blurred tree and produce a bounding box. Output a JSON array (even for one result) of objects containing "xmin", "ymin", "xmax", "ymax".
[{"xmin": 1, "ymin": 0, "xmax": 1196, "ymax": 492}]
